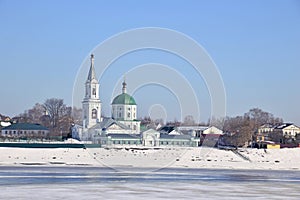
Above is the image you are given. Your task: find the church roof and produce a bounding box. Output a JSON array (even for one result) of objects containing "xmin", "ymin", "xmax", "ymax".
[
  {"xmin": 112, "ymin": 79, "xmax": 136, "ymax": 105},
  {"xmin": 112, "ymin": 93, "xmax": 136, "ymax": 105},
  {"xmin": 86, "ymin": 54, "xmax": 97, "ymax": 82},
  {"xmin": 90, "ymin": 117, "xmax": 130, "ymax": 130}
]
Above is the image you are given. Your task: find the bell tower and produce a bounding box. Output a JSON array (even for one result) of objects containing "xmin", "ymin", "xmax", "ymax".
[{"xmin": 82, "ymin": 54, "xmax": 101, "ymax": 128}]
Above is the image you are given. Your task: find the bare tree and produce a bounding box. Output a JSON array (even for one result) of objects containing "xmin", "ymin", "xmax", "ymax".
[
  {"xmin": 221, "ymin": 108, "xmax": 283, "ymax": 147},
  {"xmin": 16, "ymin": 103, "xmax": 49, "ymax": 126},
  {"xmin": 43, "ymin": 98, "xmax": 65, "ymax": 128},
  {"xmin": 182, "ymin": 115, "xmax": 195, "ymax": 126}
]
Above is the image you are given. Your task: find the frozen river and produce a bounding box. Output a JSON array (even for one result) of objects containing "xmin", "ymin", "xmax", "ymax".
[{"xmin": 0, "ymin": 166, "xmax": 299, "ymax": 199}]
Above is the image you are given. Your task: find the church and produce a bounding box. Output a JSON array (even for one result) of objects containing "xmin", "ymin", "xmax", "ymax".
[
  {"xmin": 72, "ymin": 54, "xmax": 200, "ymax": 147},
  {"xmin": 72, "ymin": 54, "xmax": 141, "ymax": 142}
]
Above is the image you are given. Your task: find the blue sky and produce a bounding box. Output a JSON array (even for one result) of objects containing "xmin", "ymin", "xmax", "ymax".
[{"xmin": 0, "ymin": 0, "xmax": 299, "ymax": 124}]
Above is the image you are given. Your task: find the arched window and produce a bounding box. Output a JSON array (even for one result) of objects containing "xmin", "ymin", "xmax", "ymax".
[
  {"xmin": 92, "ymin": 109, "xmax": 97, "ymax": 119},
  {"xmin": 119, "ymin": 112, "xmax": 121, "ymax": 118},
  {"xmin": 127, "ymin": 112, "xmax": 130, "ymax": 118}
]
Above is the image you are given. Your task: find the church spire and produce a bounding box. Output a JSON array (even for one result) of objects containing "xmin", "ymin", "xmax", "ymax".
[
  {"xmin": 87, "ymin": 54, "xmax": 96, "ymax": 82},
  {"xmin": 122, "ymin": 76, "xmax": 127, "ymax": 94}
]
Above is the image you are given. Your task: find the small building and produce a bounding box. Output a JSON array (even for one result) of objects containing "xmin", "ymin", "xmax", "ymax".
[
  {"xmin": 1, "ymin": 123, "xmax": 49, "ymax": 139},
  {"xmin": 274, "ymin": 123, "xmax": 300, "ymax": 137},
  {"xmin": 273, "ymin": 123, "xmax": 300, "ymax": 143},
  {"xmin": 200, "ymin": 126, "xmax": 224, "ymax": 147},
  {"xmin": 256, "ymin": 123, "xmax": 300, "ymax": 144}
]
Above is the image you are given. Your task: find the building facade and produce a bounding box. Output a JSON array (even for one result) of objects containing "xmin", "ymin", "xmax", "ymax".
[
  {"xmin": 256, "ymin": 123, "xmax": 300, "ymax": 144},
  {"xmin": 1, "ymin": 123, "xmax": 49, "ymax": 139}
]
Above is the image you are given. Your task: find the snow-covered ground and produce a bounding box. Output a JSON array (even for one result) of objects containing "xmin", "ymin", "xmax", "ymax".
[{"xmin": 0, "ymin": 147, "xmax": 300, "ymax": 170}]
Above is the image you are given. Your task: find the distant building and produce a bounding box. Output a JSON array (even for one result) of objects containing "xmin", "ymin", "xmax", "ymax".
[
  {"xmin": 1, "ymin": 123, "xmax": 49, "ymax": 138},
  {"xmin": 96, "ymin": 129, "xmax": 200, "ymax": 147},
  {"xmin": 159, "ymin": 125, "xmax": 223, "ymax": 147},
  {"xmin": 256, "ymin": 123, "xmax": 300, "ymax": 144},
  {"xmin": 273, "ymin": 123, "xmax": 300, "ymax": 143}
]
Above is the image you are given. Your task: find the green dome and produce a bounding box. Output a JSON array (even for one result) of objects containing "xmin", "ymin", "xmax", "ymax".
[{"xmin": 112, "ymin": 93, "xmax": 136, "ymax": 105}]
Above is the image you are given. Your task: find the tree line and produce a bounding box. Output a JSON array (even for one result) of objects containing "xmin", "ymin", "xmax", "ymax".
[
  {"xmin": 14, "ymin": 98, "xmax": 82, "ymax": 137},
  {"xmin": 14, "ymin": 98, "xmax": 284, "ymax": 146}
]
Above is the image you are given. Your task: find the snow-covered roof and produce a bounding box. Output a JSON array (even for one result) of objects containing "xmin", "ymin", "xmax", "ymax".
[{"xmin": 90, "ymin": 117, "xmax": 130, "ymax": 130}]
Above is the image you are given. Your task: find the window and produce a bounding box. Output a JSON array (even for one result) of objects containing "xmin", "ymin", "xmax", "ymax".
[
  {"xmin": 92, "ymin": 109, "xmax": 97, "ymax": 119},
  {"xmin": 119, "ymin": 112, "xmax": 121, "ymax": 118},
  {"xmin": 133, "ymin": 125, "xmax": 136, "ymax": 130},
  {"xmin": 92, "ymin": 88, "xmax": 96, "ymax": 95},
  {"xmin": 127, "ymin": 112, "xmax": 130, "ymax": 118},
  {"xmin": 128, "ymin": 108, "xmax": 130, "ymax": 111}
]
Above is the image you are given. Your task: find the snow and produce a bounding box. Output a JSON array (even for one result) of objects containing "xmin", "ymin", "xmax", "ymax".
[{"xmin": 0, "ymin": 147, "xmax": 300, "ymax": 170}]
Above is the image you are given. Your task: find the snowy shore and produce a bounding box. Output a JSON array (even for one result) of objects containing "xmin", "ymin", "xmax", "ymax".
[{"xmin": 0, "ymin": 147, "xmax": 300, "ymax": 171}]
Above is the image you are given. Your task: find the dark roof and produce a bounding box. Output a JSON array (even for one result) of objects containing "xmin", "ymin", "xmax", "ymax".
[
  {"xmin": 107, "ymin": 133, "xmax": 141, "ymax": 139},
  {"xmin": 158, "ymin": 126, "xmax": 175, "ymax": 134},
  {"xmin": 2, "ymin": 123, "xmax": 49, "ymax": 131},
  {"xmin": 274, "ymin": 123, "xmax": 294, "ymax": 130},
  {"xmin": 160, "ymin": 134, "xmax": 192, "ymax": 140},
  {"xmin": 90, "ymin": 118, "xmax": 130, "ymax": 130}
]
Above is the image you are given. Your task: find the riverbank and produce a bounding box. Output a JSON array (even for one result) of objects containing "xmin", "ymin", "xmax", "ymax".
[{"xmin": 0, "ymin": 147, "xmax": 299, "ymax": 170}]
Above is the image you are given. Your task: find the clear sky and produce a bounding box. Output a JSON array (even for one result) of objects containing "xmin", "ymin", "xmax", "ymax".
[{"xmin": 0, "ymin": 0, "xmax": 299, "ymax": 124}]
